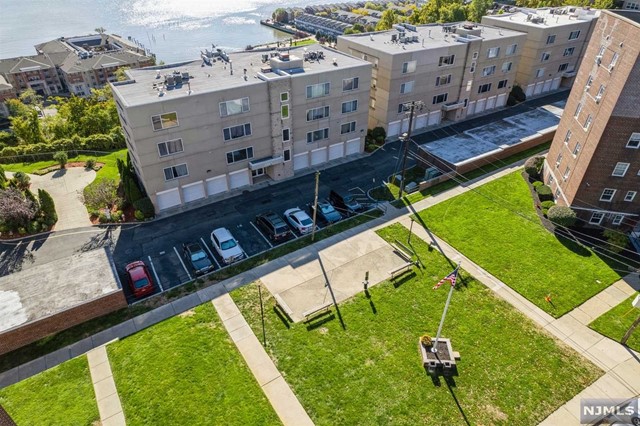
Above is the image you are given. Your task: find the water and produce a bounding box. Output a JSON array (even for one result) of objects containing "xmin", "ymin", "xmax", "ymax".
[{"xmin": 0, "ymin": 0, "xmax": 311, "ymax": 64}]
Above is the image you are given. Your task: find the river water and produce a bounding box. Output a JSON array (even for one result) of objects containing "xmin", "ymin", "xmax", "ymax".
[{"xmin": 0, "ymin": 0, "xmax": 311, "ymax": 63}]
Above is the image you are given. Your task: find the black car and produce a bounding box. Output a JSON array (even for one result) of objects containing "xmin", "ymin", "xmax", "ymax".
[
  {"xmin": 329, "ymin": 190, "xmax": 363, "ymax": 215},
  {"xmin": 182, "ymin": 242, "xmax": 215, "ymax": 275},
  {"xmin": 256, "ymin": 212, "xmax": 292, "ymax": 242}
]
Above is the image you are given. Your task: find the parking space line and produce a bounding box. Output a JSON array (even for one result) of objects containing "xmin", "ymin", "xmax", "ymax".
[
  {"xmin": 250, "ymin": 221, "xmax": 273, "ymax": 248},
  {"xmin": 200, "ymin": 237, "xmax": 221, "ymax": 270},
  {"xmin": 147, "ymin": 255, "xmax": 163, "ymax": 292},
  {"xmin": 173, "ymin": 246, "xmax": 192, "ymax": 281}
]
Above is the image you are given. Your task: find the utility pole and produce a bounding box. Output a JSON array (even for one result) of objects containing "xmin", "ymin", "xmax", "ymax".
[
  {"xmin": 397, "ymin": 100, "xmax": 424, "ymax": 200},
  {"xmin": 311, "ymin": 171, "xmax": 320, "ymax": 241}
]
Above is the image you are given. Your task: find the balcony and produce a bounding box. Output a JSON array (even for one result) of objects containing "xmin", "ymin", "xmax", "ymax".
[
  {"xmin": 442, "ymin": 101, "xmax": 465, "ymax": 111},
  {"xmin": 249, "ymin": 155, "xmax": 284, "ymax": 170}
]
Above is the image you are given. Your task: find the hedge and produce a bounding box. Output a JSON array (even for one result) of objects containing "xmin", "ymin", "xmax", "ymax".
[
  {"xmin": 535, "ymin": 184, "xmax": 553, "ymax": 201},
  {"xmin": 547, "ymin": 205, "xmax": 577, "ymax": 227}
]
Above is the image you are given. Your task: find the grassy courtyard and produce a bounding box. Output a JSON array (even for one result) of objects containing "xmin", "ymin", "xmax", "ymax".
[
  {"xmin": 416, "ymin": 171, "xmax": 622, "ymax": 316},
  {"xmin": 590, "ymin": 294, "xmax": 640, "ymax": 353},
  {"xmin": 107, "ymin": 303, "xmax": 280, "ymax": 426},
  {"xmin": 231, "ymin": 223, "xmax": 601, "ymax": 425},
  {"xmin": 0, "ymin": 355, "xmax": 98, "ymax": 425}
]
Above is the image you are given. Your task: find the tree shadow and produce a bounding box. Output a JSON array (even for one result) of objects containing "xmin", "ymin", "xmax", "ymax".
[
  {"xmin": 305, "ymin": 313, "xmax": 335, "ymax": 330},
  {"xmin": 52, "ymin": 168, "xmax": 67, "ymax": 178},
  {"xmin": 0, "ymin": 241, "xmax": 34, "ymax": 274},
  {"xmin": 392, "ymin": 271, "xmax": 416, "ymax": 288},
  {"xmin": 77, "ymin": 227, "xmax": 114, "ymax": 252},
  {"xmin": 554, "ymin": 229, "xmax": 592, "ymax": 257}
]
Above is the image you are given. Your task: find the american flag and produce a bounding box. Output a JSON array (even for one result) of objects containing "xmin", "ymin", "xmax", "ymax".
[{"xmin": 433, "ymin": 266, "xmax": 459, "ymax": 290}]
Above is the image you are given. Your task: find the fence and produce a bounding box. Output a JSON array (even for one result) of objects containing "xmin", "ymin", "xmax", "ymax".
[{"xmin": 0, "ymin": 150, "xmax": 118, "ymax": 165}]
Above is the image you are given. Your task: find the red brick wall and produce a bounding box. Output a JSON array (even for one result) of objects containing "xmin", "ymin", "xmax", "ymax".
[{"xmin": 0, "ymin": 291, "xmax": 126, "ymax": 356}]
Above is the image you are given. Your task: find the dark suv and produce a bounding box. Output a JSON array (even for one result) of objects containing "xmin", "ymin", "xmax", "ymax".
[
  {"xmin": 329, "ymin": 190, "xmax": 363, "ymax": 215},
  {"xmin": 256, "ymin": 212, "xmax": 292, "ymax": 242}
]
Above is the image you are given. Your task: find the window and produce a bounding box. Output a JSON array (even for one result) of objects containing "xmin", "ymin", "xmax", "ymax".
[
  {"xmin": 501, "ymin": 62, "xmax": 512, "ymax": 73},
  {"xmin": 564, "ymin": 130, "xmax": 572, "ymax": 145},
  {"xmin": 283, "ymin": 149, "xmax": 291, "ymax": 162},
  {"xmin": 583, "ymin": 114, "xmax": 592, "ymax": 130},
  {"xmin": 400, "ymin": 81, "xmax": 414, "ymax": 94},
  {"xmin": 402, "ymin": 61, "xmax": 417, "ymax": 73},
  {"xmin": 569, "ymin": 30, "xmax": 581, "ymax": 40},
  {"xmin": 572, "ymin": 142, "xmax": 581, "ymax": 156},
  {"xmin": 341, "ymin": 121, "xmax": 356, "ymax": 134},
  {"xmin": 470, "ymin": 62, "xmax": 476, "ymax": 73},
  {"xmin": 585, "ymin": 75, "xmax": 593, "ymax": 90},
  {"xmin": 151, "ymin": 112, "xmax": 178, "ymax": 131},
  {"xmin": 612, "ymin": 162, "xmax": 630, "ymax": 177},
  {"xmin": 563, "ymin": 166, "xmax": 570, "ymax": 180},
  {"xmin": 436, "ymin": 74, "xmax": 451, "ymax": 86},
  {"xmin": 282, "ymin": 128, "xmax": 290, "ymax": 142},
  {"xmin": 472, "ymin": 51, "xmax": 479, "ymax": 59},
  {"xmin": 226, "ymin": 147, "xmax": 254, "ymax": 164},
  {"xmin": 536, "ymin": 68, "xmax": 545, "ymax": 78},
  {"xmin": 555, "ymin": 152, "xmax": 563, "ymax": 168},
  {"xmin": 625, "ymin": 191, "xmax": 636, "ymax": 202},
  {"xmin": 590, "ymin": 212, "xmax": 604, "ymax": 224},
  {"xmin": 574, "ymin": 102, "xmax": 583, "ymax": 118},
  {"xmin": 223, "ymin": 123, "xmax": 252, "ymax": 141},
  {"xmin": 482, "ymin": 65, "xmax": 496, "ymax": 77},
  {"xmin": 341, "ymin": 100, "xmax": 358, "ymax": 114},
  {"xmin": 306, "ymin": 106, "xmax": 330, "ymax": 121},
  {"xmin": 157, "ymin": 138, "xmax": 184, "ymax": 157},
  {"xmin": 558, "ymin": 63, "xmax": 569, "ymax": 72},
  {"xmin": 280, "ymin": 92, "xmax": 289, "ymax": 102},
  {"xmin": 498, "ymin": 79, "xmax": 508, "ymax": 89},
  {"xmin": 609, "ymin": 53, "xmax": 619, "ymax": 70},
  {"xmin": 555, "ymin": 188, "xmax": 561, "ymax": 199},
  {"xmin": 438, "ymin": 55, "xmax": 455, "ymax": 66},
  {"xmin": 627, "ymin": 133, "xmax": 640, "ymax": 148},
  {"xmin": 219, "ymin": 98, "xmax": 249, "ymax": 117},
  {"xmin": 343, "ymin": 77, "xmax": 359, "ymax": 91},
  {"xmin": 252, "ymin": 168, "xmax": 264, "ymax": 178},
  {"xmin": 163, "ymin": 163, "xmax": 188, "ymax": 181},
  {"xmin": 506, "ymin": 44, "xmax": 517, "ymax": 55},
  {"xmin": 281, "ymin": 104, "xmax": 289, "ymax": 119},
  {"xmin": 398, "ymin": 103, "xmax": 410, "ymax": 113},
  {"xmin": 541, "ymin": 52, "xmax": 551, "ymax": 62},
  {"xmin": 307, "ymin": 128, "xmax": 329, "ymax": 143},
  {"xmin": 432, "ymin": 93, "xmax": 448, "ymax": 104},
  {"xmin": 612, "ymin": 215, "xmax": 624, "ymax": 225},
  {"xmin": 548, "ymin": 174, "xmax": 555, "ymax": 185},
  {"xmin": 487, "ymin": 47, "xmax": 500, "ymax": 58},
  {"xmin": 546, "ymin": 34, "xmax": 556, "ymax": 44},
  {"xmin": 478, "ymin": 83, "xmax": 492, "ymax": 94},
  {"xmin": 306, "ymin": 82, "xmax": 330, "ymax": 99},
  {"xmin": 600, "ymin": 188, "xmax": 616, "ymax": 202},
  {"xmin": 626, "ymin": 1, "xmax": 640, "ymax": 9},
  {"xmin": 563, "ymin": 47, "xmax": 575, "ymax": 57},
  {"xmin": 595, "ymin": 85, "xmax": 605, "ymax": 101}
]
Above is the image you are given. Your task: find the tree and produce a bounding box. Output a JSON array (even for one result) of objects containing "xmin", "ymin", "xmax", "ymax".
[
  {"xmin": 5, "ymin": 99, "xmax": 31, "ymax": 117},
  {"xmin": 439, "ymin": 2, "xmax": 467, "ymax": 23},
  {"xmin": 81, "ymin": 178, "xmax": 120, "ymax": 211},
  {"xmin": 547, "ymin": 205, "xmax": 577, "ymax": 228},
  {"xmin": 0, "ymin": 188, "xmax": 37, "ymax": 229},
  {"xmin": 10, "ymin": 110, "xmax": 45, "ymax": 145},
  {"xmin": 272, "ymin": 8, "xmax": 288, "ymax": 23},
  {"xmin": 114, "ymin": 67, "xmax": 131, "ymax": 82},
  {"xmin": 593, "ymin": 0, "xmax": 614, "ymax": 8},
  {"xmin": 603, "ymin": 229, "xmax": 629, "ymax": 254},
  {"xmin": 468, "ymin": 0, "xmax": 493, "ymax": 22},
  {"xmin": 376, "ymin": 9, "xmax": 398, "ymax": 30},
  {"xmin": 38, "ymin": 188, "xmax": 57, "ymax": 226},
  {"xmin": 0, "ymin": 165, "xmax": 5, "ymax": 187},
  {"xmin": 53, "ymin": 151, "xmax": 68, "ymax": 168},
  {"xmin": 11, "ymin": 171, "xmax": 30, "ymax": 191},
  {"xmin": 18, "ymin": 89, "xmax": 43, "ymax": 107}
]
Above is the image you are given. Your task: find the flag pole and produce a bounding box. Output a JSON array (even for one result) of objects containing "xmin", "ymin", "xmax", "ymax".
[{"xmin": 432, "ymin": 262, "xmax": 460, "ymax": 353}]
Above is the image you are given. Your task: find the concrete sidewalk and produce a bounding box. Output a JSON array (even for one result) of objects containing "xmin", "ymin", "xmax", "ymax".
[{"xmin": 87, "ymin": 345, "xmax": 125, "ymax": 426}]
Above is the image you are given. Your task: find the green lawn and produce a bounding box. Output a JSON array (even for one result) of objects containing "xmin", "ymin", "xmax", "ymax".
[
  {"xmin": 231, "ymin": 223, "xmax": 602, "ymax": 426},
  {"xmin": 108, "ymin": 303, "xmax": 280, "ymax": 426},
  {"xmin": 0, "ymin": 355, "xmax": 98, "ymax": 425},
  {"xmin": 416, "ymin": 171, "xmax": 622, "ymax": 316},
  {"xmin": 590, "ymin": 294, "xmax": 640, "ymax": 352}
]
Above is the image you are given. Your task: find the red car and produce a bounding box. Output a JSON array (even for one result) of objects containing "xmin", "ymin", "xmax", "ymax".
[{"xmin": 125, "ymin": 261, "xmax": 154, "ymax": 298}]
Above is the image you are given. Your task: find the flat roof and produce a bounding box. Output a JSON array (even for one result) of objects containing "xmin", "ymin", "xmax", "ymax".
[
  {"xmin": 484, "ymin": 7, "xmax": 600, "ymax": 28},
  {"xmin": 607, "ymin": 9, "xmax": 640, "ymax": 25},
  {"xmin": 114, "ymin": 45, "xmax": 368, "ymax": 107}
]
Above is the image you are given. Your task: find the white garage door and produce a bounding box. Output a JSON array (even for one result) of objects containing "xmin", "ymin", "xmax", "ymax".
[
  {"xmin": 156, "ymin": 188, "xmax": 181, "ymax": 211},
  {"xmin": 346, "ymin": 138, "xmax": 360, "ymax": 156},
  {"xmin": 182, "ymin": 181, "xmax": 205, "ymax": 203},
  {"xmin": 543, "ymin": 79, "xmax": 553, "ymax": 92},
  {"xmin": 311, "ymin": 147, "xmax": 327, "ymax": 166},
  {"xmin": 294, "ymin": 152, "xmax": 309, "ymax": 170},
  {"xmin": 428, "ymin": 111, "xmax": 441, "ymax": 126},
  {"xmin": 534, "ymin": 82, "xmax": 544, "ymax": 95},
  {"xmin": 206, "ymin": 175, "xmax": 228, "ymax": 196},
  {"xmin": 467, "ymin": 101, "xmax": 476, "ymax": 116},
  {"xmin": 401, "ymin": 118, "xmax": 410, "ymax": 134},
  {"xmin": 525, "ymin": 84, "xmax": 535, "ymax": 97},
  {"xmin": 229, "ymin": 169, "xmax": 250, "ymax": 189},
  {"xmin": 328, "ymin": 142, "xmax": 344, "ymax": 160},
  {"xmin": 388, "ymin": 120, "xmax": 401, "ymax": 137},
  {"xmin": 551, "ymin": 77, "xmax": 561, "ymax": 90},
  {"xmin": 486, "ymin": 96, "xmax": 497, "ymax": 110},
  {"xmin": 496, "ymin": 93, "xmax": 507, "ymax": 108},
  {"xmin": 415, "ymin": 113, "xmax": 428, "ymax": 130},
  {"xmin": 476, "ymin": 98, "xmax": 486, "ymax": 114}
]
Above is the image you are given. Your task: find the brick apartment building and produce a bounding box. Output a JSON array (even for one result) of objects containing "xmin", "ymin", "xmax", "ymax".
[{"xmin": 544, "ymin": 10, "xmax": 640, "ymax": 230}]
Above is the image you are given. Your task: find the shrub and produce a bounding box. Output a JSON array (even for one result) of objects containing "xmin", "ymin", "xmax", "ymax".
[
  {"xmin": 12, "ymin": 171, "xmax": 30, "ymax": 190},
  {"xmin": 112, "ymin": 210, "xmax": 123, "ymax": 221},
  {"xmin": 420, "ymin": 334, "xmax": 432, "ymax": 348},
  {"xmin": 134, "ymin": 210, "xmax": 145, "ymax": 221},
  {"xmin": 0, "ymin": 165, "xmax": 6, "ymax": 186},
  {"xmin": 28, "ymin": 220, "xmax": 40, "ymax": 234},
  {"xmin": 532, "ymin": 181, "xmax": 543, "ymax": 188},
  {"xmin": 541, "ymin": 200, "xmax": 555, "ymax": 215},
  {"xmin": 511, "ymin": 85, "xmax": 526, "ymax": 102},
  {"xmin": 603, "ymin": 229, "xmax": 629, "ymax": 254},
  {"xmin": 53, "ymin": 151, "xmax": 68, "ymax": 168},
  {"xmin": 98, "ymin": 213, "xmax": 109, "ymax": 223},
  {"xmin": 133, "ymin": 197, "xmax": 155, "ymax": 218},
  {"xmin": 85, "ymin": 158, "xmax": 96, "ymax": 169},
  {"xmin": 506, "ymin": 95, "xmax": 517, "ymax": 107},
  {"xmin": 535, "ymin": 184, "xmax": 553, "ymax": 201},
  {"xmin": 547, "ymin": 205, "xmax": 577, "ymax": 228},
  {"xmin": 524, "ymin": 156, "xmax": 544, "ymax": 178},
  {"xmin": 82, "ymin": 178, "xmax": 120, "ymax": 211},
  {"xmin": 372, "ymin": 126, "xmax": 386, "ymax": 143}
]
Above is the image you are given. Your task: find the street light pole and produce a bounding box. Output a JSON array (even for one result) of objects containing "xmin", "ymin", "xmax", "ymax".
[
  {"xmin": 311, "ymin": 170, "xmax": 320, "ymax": 241},
  {"xmin": 398, "ymin": 100, "xmax": 423, "ymax": 200}
]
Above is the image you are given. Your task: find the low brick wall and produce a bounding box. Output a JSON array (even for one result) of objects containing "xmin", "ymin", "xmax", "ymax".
[{"xmin": 0, "ymin": 291, "xmax": 126, "ymax": 356}]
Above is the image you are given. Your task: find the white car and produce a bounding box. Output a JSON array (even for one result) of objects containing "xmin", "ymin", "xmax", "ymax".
[
  {"xmin": 284, "ymin": 208, "xmax": 314, "ymax": 235},
  {"xmin": 210, "ymin": 227, "xmax": 244, "ymax": 264}
]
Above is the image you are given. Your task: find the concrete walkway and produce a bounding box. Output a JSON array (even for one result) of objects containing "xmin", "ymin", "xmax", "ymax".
[
  {"xmin": 86, "ymin": 345, "xmax": 125, "ymax": 426},
  {"xmin": 211, "ymin": 294, "xmax": 314, "ymax": 426}
]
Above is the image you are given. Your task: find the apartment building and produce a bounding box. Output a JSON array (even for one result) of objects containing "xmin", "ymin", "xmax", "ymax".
[
  {"xmin": 0, "ymin": 75, "xmax": 18, "ymax": 117},
  {"xmin": 111, "ymin": 46, "xmax": 371, "ymax": 212},
  {"xmin": 337, "ymin": 22, "xmax": 526, "ymax": 137},
  {"xmin": 482, "ymin": 7, "xmax": 599, "ymax": 98},
  {"xmin": 544, "ymin": 10, "xmax": 640, "ymax": 229},
  {"xmin": 0, "ymin": 33, "xmax": 153, "ymax": 98}
]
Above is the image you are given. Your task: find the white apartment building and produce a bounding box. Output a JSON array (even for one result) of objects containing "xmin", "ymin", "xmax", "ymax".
[
  {"xmin": 111, "ymin": 46, "xmax": 371, "ymax": 212},
  {"xmin": 337, "ymin": 22, "xmax": 527, "ymax": 137}
]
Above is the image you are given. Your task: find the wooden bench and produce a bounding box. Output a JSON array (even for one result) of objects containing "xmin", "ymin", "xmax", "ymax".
[
  {"xmin": 391, "ymin": 242, "xmax": 413, "ymax": 262},
  {"xmin": 274, "ymin": 294, "xmax": 294, "ymax": 321},
  {"xmin": 302, "ymin": 301, "xmax": 333, "ymax": 320},
  {"xmin": 388, "ymin": 261, "xmax": 414, "ymax": 280}
]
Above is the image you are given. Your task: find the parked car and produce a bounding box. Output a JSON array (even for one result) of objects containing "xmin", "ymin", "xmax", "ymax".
[
  {"xmin": 284, "ymin": 208, "xmax": 314, "ymax": 234},
  {"xmin": 310, "ymin": 200, "xmax": 342, "ymax": 224},
  {"xmin": 182, "ymin": 241, "xmax": 215, "ymax": 275},
  {"xmin": 256, "ymin": 212, "xmax": 292, "ymax": 242},
  {"xmin": 329, "ymin": 189, "xmax": 363, "ymax": 214},
  {"xmin": 125, "ymin": 261, "xmax": 154, "ymax": 298},
  {"xmin": 210, "ymin": 227, "xmax": 244, "ymax": 264}
]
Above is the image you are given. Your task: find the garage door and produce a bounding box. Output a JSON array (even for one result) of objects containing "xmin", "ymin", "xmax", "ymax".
[
  {"xmin": 543, "ymin": 79, "xmax": 553, "ymax": 92},
  {"xmin": 525, "ymin": 84, "xmax": 535, "ymax": 97},
  {"xmin": 229, "ymin": 169, "xmax": 250, "ymax": 189},
  {"xmin": 551, "ymin": 77, "xmax": 561, "ymax": 90},
  {"xmin": 182, "ymin": 181, "xmax": 205, "ymax": 203},
  {"xmin": 206, "ymin": 175, "xmax": 228, "ymax": 196},
  {"xmin": 534, "ymin": 82, "xmax": 544, "ymax": 95},
  {"xmin": 293, "ymin": 152, "xmax": 309, "ymax": 170},
  {"xmin": 428, "ymin": 111, "xmax": 441, "ymax": 126},
  {"xmin": 476, "ymin": 99, "xmax": 486, "ymax": 114},
  {"xmin": 496, "ymin": 93, "xmax": 507, "ymax": 108},
  {"xmin": 156, "ymin": 188, "xmax": 181, "ymax": 211},
  {"xmin": 401, "ymin": 118, "xmax": 410, "ymax": 134},
  {"xmin": 486, "ymin": 96, "xmax": 496, "ymax": 110},
  {"xmin": 311, "ymin": 147, "xmax": 327, "ymax": 166},
  {"xmin": 346, "ymin": 138, "xmax": 360, "ymax": 156},
  {"xmin": 328, "ymin": 142, "xmax": 344, "ymax": 160},
  {"xmin": 415, "ymin": 113, "xmax": 428, "ymax": 130},
  {"xmin": 467, "ymin": 101, "xmax": 476, "ymax": 116},
  {"xmin": 387, "ymin": 120, "xmax": 401, "ymax": 137}
]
